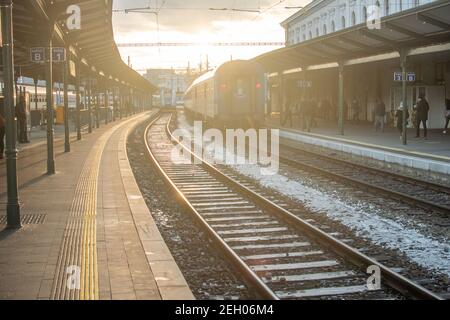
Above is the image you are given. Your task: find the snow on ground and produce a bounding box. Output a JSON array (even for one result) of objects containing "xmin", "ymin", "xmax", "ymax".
[{"xmin": 176, "ymin": 112, "xmax": 450, "ymax": 277}]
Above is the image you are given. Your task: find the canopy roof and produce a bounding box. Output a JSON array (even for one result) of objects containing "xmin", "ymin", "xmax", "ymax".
[
  {"xmin": 254, "ymin": 1, "xmax": 450, "ymax": 73},
  {"xmin": 8, "ymin": 0, "xmax": 155, "ymax": 92}
]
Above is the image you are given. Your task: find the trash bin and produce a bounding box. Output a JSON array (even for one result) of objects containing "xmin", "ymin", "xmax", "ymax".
[{"xmin": 56, "ymin": 106, "xmax": 64, "ymax": 125}]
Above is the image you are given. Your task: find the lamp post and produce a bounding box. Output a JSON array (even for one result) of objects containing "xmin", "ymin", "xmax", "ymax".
[{"xmin": 1, "ymin": 0, "xmax": 21, "ymax": 228}]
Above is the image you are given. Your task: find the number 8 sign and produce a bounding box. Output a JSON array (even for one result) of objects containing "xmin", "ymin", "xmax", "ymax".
[{"xmin": 30, "ymin": 47, "xmax": 45, "ymax": 63}]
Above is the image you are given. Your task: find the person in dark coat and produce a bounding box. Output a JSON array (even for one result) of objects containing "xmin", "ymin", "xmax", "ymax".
[
  {"xmin": 415, "ymin": 94, "xmax": 430, "ymax": 139},
  {"xmin": 443, "ymin": 98, "xmax": 450, "ymax": 134},
  {"xmin": 16, "ymin": 95, "xmax": 29, "ymax": 143},
  {"xmin": 395, "ymin": 102, "xmax": 409, "ymax": 140}
]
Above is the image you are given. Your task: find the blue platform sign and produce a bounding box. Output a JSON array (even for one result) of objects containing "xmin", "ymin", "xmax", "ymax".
[
  {"xmin": 52, "ymin": 47, "xmax": 66, "ymax": 62},
  {"xmin": 30, "ymin": 47, "xmax": 45, "ymax": 63},
  {"xmin": 394, "ymin": 71, "xmax": 415, "ymax": 82},
  {"xmin": 407, "ymin": 72, "xmax": 416, "ymax": 82}
]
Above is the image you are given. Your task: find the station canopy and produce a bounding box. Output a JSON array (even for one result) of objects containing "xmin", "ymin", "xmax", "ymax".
[
  {"xmin": 7, "ymin": 0, "xmax": 155, "ymax": 92},
  {"xmin": 254, "ymin": 0, "xmax": 450, "ymax": 73}
]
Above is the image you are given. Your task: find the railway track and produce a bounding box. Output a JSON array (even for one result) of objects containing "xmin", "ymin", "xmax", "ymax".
[
  {"xmin": 144, "ymin": 112, "xmax": 443, "ymax": 300},
  {"xmin": 276, "ymin": 142, "xmax": 450, "ymax": 216}
]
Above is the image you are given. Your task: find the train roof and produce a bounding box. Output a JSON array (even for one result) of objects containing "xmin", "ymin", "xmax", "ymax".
[{"xmin": 185, "ymin": 60, "xmax": 265, "ymax": 95}]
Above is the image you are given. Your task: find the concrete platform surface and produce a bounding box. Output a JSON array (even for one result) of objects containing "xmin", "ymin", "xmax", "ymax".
[
  {"xmin": 267, "ymin": 116, "xmax": 450, "ymax": 175},
  {"xmin": 0, "ymin": 111, "xmax": 194, "ymax": 300}
]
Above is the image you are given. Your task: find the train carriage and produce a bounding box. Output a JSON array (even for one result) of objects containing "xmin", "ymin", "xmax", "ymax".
[{"xmin": 184, "ymin": 60, "xmax": 267, "ymax": 128}]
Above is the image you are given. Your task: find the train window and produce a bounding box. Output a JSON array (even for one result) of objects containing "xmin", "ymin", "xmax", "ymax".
[{"xmin": 235, "ymin": 78, "xmax": 248, "ymax": 97}]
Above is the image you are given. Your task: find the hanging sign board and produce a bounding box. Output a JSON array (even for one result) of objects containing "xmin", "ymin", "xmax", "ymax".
[
  {"xmin": 52, "ymin": 47, "xmax": 66, "ymax": 62},
  {"xmin": 30, "ymin": 47, "xmax": 46, "ymax": 63},
  {"xmin": 394, "ymin": 72, "xmax": 416, "ymax": 82}
]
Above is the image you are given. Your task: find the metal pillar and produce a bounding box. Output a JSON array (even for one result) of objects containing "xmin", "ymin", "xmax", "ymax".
[
  {"xmin": 33, "ymin": 77, "xmax": 38, "ymax": 110},
  {"xmin": 278, "ymin": 71, "xmax": 283, "ymax": 124},
  {"xmin": 95, "ymin": 85, "xmax": 100, "ymax": 129},
  {"xmin": 119, "ymin": 87, "xmax": 123, "ymax": 119},
  {"xmin": 112, "ymin": 86, "xmax": 116, "ymax": 122},
  {"xmin": 400, "ymin": 50, "xmax": 408, "ymax": 146},
  {"xmin": 87, "ymin": 77, "xmax": 92, "ymax": 133},
  {"xmin": 1, "ymin": 0, "xmax": 21, "ymax": 228},
  {"xmin": 63, "ymin": 58, "xmax": 70, "ymax": 152},
  {"xmin": 338, "ymin": 63, "xmax": 345, "ymax": 136},
  {"xmin": 75, "ymin": 59, "xmax": 81, "ymax": 140},
  {"xmin": 104, "ymin": 88, "xmax": 108, "ymax": 125},
  {"xmin": 46, "ymin": 27, "xmax": 55, "ymax": 175}
]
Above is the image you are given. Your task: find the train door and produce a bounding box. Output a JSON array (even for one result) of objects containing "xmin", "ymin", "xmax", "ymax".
[{"xmin": 232, "ymin": 77, "xmax": 252, "ymax": 115}]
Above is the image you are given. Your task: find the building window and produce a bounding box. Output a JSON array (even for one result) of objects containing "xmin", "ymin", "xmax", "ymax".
[
  {"xmin": 341, "ymin": 16, "xmax": 346, "ymax": 29},
  {"xmin": 351, "ymin": 11, "xmax": 356, "ymax": 26},
  {"xmin": 399, "ymin": 0, "xmax": 402, "ymax": 11},
  {"xmin": 302, "ymin": 33, "xmax": 306, "ymax": 41},
  {"xmin": 362, "ymin": 6, "xmax": 367, "ymax": 22},
  {"xmin": 308, "ymin": 31, "xmax": 312, "ymax": 39},
  {"xmin": 414, "ymin": 0, "xmax": 419, "ymax": 6},
  {"xmin": 323, "ymin": 24, "xmax": 327, "ymax": 35},
  {"xmin": 331, "ymin": 20, "xmax": 335, "ymax": 32},
  {"xmin": 385, "ymin": 0, "xmax": 390, "ymax": 15},
  {"xmin": 316, "ymin": 27, "xmax": 319, "ymax": 37}
]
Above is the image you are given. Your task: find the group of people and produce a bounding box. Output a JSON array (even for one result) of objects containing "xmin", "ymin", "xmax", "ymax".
[
  {"xmin": 392, "ymin": 94, "xmax": 430, "ymax": 140},
  {"xmin": 281, "ymin": 98, "xmax": 336, "ymax": 132}
]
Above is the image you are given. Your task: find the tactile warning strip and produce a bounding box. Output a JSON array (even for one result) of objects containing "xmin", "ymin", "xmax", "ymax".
[{"xmin": 50, "ymin": 131, "xmax": 110, "ymax": 300}]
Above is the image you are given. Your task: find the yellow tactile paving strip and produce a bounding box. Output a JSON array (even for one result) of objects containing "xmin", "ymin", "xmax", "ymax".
[
  {"xmin": 50, "ymin": 116, "xmax": 144, "ymax": 300},
  {"xmin": 51, "ymin": 131, "xmax": 109, "ymax": 300}
]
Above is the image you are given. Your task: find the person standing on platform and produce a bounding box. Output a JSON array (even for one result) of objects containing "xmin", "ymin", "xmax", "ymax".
[
  {"xmin": 352, "ymin": 98, "xmax": 360, "ymax": 122},
  {"xmin": 415, "ymin": 94, "xmax": 430, "ymax": 139},
  {"xmin": 374, "ymin": 97, "xmax": 386, "ymax": 132},
  {"xmin": 443, "ymin": 98, "xmax": 450, "ymax": 134},
  {"xmin": 395, "ymin": 102, "xmax": 409, "ymax": 141},
  {"xmin": 282, "ymin": 99, "xmax": 293, "ymax": 128},
  {"xmin": 16, "ymin": 95, "xmax": 29, "ymax": 143},
  {"xmin": 0, "ymin": 113, "xmax": 5, "ymax": 159}
]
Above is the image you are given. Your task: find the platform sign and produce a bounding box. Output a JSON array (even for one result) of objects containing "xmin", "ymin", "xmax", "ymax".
[
  {"xmin": 407, "ymin": 72, "xmax": 416, "ymax": 82},
  {"xmin": 30, "ymin": 47, "xmax": 45, "ymax": 63},
  {"xmin": 297, "ymin": 80, "xmax": 312, "ymax": 88},
  {"xmin": 394, "ymin": 71, "xmax": 416, "ymax": 82},
  {"xmin": 52, "ymin": 47, "xmax": 66, "ymax": 62}
]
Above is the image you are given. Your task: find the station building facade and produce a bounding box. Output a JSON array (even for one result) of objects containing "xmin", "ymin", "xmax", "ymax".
[{"xmin": 260, "ymin": 0, "xmax": 449, "ymax": 130}]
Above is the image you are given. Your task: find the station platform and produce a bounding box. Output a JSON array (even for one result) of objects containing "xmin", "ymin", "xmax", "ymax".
[
  {"xmin": 0, "ymin": 111, "xmax": 194, "ymax": 300},
  {"xmin": 266, "ymin": 116, "xmax": 450, "ymax": 176}
]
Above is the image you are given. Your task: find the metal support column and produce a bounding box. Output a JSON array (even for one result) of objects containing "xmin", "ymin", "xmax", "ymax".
[
  {"xmin": 338, "ymin": 63, "xmax": 345, "ymax": 136},
  {"xmin": 87, "ymin": 77, "xmax": 92, "ymax": 133},
  {"xmin": 112, "ymin": 86, "xmax": 116, "ymax": 122},
  {"xmin": 33, "ymin": 76, "xmax": 38, "ymax": 110},
  {"xmin": 95, "ymin": 84, "xmax": 100, "ymax": 129},
  {"xmin": 1, "ymin": 0, "xmax": 21, "ymax": 228},
  {"xmin": 46, "ymin": 26, "xmax": 55, "ymax": 174},
  {"xmin": 75, "ymin": 59, "xmax": 81, "ymax": 140},
  {"xmin": 400, "ymin": 50, "xmax": 408, "ymax": 146},
  {"xmin": 63, "ymin": 58, "xmax": 70, "ymax": 152},
  {"xmin": 278, "ymin": 71, "xmax": 283, "ymax": 124},
  {"xmin": 104, "ymin": 88, "xmax": 108, "ymax": 125}
]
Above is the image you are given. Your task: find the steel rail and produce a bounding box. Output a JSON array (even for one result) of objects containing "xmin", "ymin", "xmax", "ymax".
[
  {"xmin": 143, "ymin": 113, "xmax": 279, "ymax": 300},
  {"xmin": 281, "ymin": 143, "xmax": 450, "ymax": 194},
  {"xmin": 144, "ymin": 112, "xmax": 443, "ymax": 300},
  {"xmin": 277, "ymin": 151, "xmax": 450, "ymax": 216}
]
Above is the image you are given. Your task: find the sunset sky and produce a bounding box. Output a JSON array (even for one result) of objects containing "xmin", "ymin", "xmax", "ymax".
[{"xmin": 112, "ymin": 0, "xmax": 310, "ymax": 72}]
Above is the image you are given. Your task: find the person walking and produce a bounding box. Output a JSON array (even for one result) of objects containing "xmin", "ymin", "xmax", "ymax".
[
  {"xmin": 0, "ymin": 113, "xmax": 5, "ymax": 159},
  {"xmin": 16, "ymin": 95, "xmax": 28, "ymax": 143},
  {"xmin": 443, "ymin": 98, "xmax": 450, "ymax": 134},
  {"xmin": 395, "ymin": 102, "xmax": 409, "ymax": 141},
  {"xmin": 373, "ymin": 97, "xmax": 386, "ymax": 132},
  {"xmin": 415, "ymin": 94, "xmax": 430, "ymax": 139}
]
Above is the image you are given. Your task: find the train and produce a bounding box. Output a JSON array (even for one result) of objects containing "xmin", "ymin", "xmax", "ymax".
[{"xmin": 184, "ymin": 60, "xmax": 267, "ymax": 128}]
